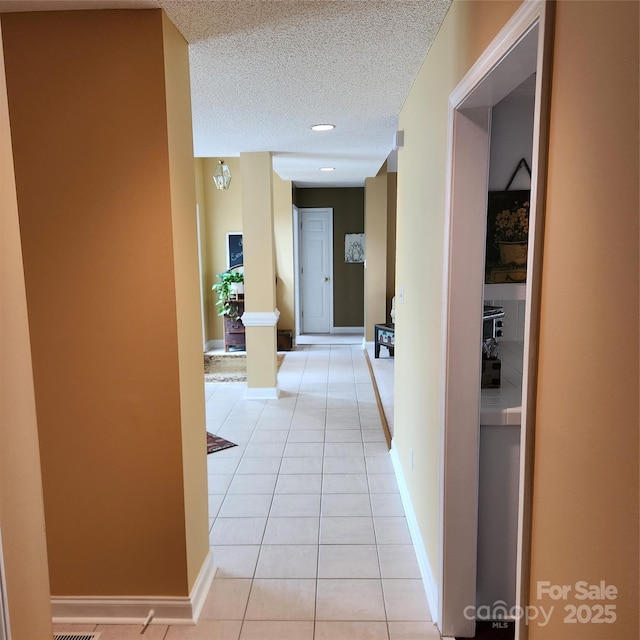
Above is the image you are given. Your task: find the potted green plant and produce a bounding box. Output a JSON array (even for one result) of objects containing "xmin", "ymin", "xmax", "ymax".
[{"xmin": 212, "ymin": 270, "xmax": 245, "ymax": 318}]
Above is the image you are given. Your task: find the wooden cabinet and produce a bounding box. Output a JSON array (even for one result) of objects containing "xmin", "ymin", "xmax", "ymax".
[{"xmin": 224, "ymin": 298, "xmax": 245, "ymax": 351}]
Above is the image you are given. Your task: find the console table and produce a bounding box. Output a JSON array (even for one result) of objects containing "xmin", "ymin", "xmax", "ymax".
[{"xmin": 374, "ymin": 323, "xmax": 395, "ymax": 358}]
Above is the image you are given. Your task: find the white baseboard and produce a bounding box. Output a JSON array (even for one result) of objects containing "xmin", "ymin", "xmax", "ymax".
[
  {"xmin": 390, "ymin": 441, "xmax": 439, "ymax": 626},
  {"xmin": 331, "ymin": 326, "xmax": 364, "ymax": 334},
  {"xmin": 244, "ymin": 385, "xmax": 280, "ymax": 400},
  {"xmin": 204, "ymin": 339, "xmax": 223, "ymax": 352},
  {"xmin": 52, "ymin": 550, "xmax": 216, "ymax": 626}
]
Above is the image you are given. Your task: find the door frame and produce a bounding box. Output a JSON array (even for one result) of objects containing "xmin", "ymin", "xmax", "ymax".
[
  {"xmin": 293, "ymin": 206, "xmax": 334, "ymax": 336},
  {"xmin": 439, "ymin": 2, "xmax": 554, "ymax": 637}
]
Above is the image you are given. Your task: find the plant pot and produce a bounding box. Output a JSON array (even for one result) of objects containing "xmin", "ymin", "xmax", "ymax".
[
  {"xmin": 230, "ymin": 282, "xmax": 244, "ymax": 297},
  {"xmin": 497, "ymin": 240, "xmax": 527, "ymax": 266}
]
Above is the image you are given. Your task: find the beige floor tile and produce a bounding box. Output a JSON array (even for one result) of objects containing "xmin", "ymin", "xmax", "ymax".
[
  {"xmin": 286, "ymin": 429, "xmax": 325, "ymax": 442},
  {"xmin": 324, "ymin": 442, "xmax": 364, "ymax": 457},
  {"xmin": 387, "ymin": 621, "xmax": 441, "ymax": 639},
  {"xmin": 283, "ymin": 442, "xmax": 325, "ymax": 457},
  {"xmin": 365, "ymin": 456, "xmax": 395, "ymax": 474},
  {"xmin": 234, "ymin": 457, "xmax": 282, "ymax": 474},
  {"xmin": 364, "ymin": 442, "xmax": 391, "ymax": 457},
  {"xmin": 249, "ymin": 430, "xmax": 288, "ymax": 444},
  {"xmin": 323, "ymin": 456, "xmax": 367, "ymax": 474},
  {"xmin": 209, "ymin": 517, "xmax": 266, "ymax": 545},
  {"xmin": 382, "ymin": 579, "xmax": 431, "ymax": 621},
  {"xmin": 314, "ymin": 621, "xmax": 389, "ymax": 640},
  {"xmin": 321, "ymin": 493, "xmax": 372, "ymax": 517},
  {"xmin": 263, "ymin": 516, "xmax": 319, "ymax": 544},
  {"xmin": 239, "ymin": 620, "xmax": 314, "ymax": 640},
  {"xmin": 207, "ymin": 457, "xmax": 240, "ymax": 475},
  {"xmin": 245, "ymin": 579, "xmax": 316, "ymax": 620},
  {"xmin": 322, "ymin": 473, "xmax": 369, "ymax": 493},
  {"xmin": 370, "ymin": 493, "xmax": 405, "ymax": 517},
  {"xmin": 211, "ymin": 545, "xmax": 260, "ymax": 578},
  {"xmin": 377, "ymin": 545, "xmax": 421, "ymax": 579},
  {"xmin": 318, "ymin": 544, "xmax": 380, "ymax": 578},
  {"xmin": 208, "ymin": 494, "xmax": 224, "ymax": 519},
  {"xmin": 243, "ymin": 442, "xmax": 286, "ymax": 458},
  {"xmin": 367, "ymin": 474, "xmax": 400, "ymax": 494},
  {"xmin": 279, "ymin": 457, "xmax": 323, "ymax": 474},
  {"xmin": 373, "ymin": 517, "xmax": 412, "ymax": 544},
  {"xmin": 275, "ymin": 473, "xmax": 322, "ymax": 494},
  {"xmin": 316, "ymin": 579, "xmax": 386, "ymax": 621},
  {"xmin": 208, "ymin": 474, "xmax": 234, "ymax": 494},
  {"xmin": 320, "ymin": 516, "xmax": 375, "ymax": 544},
  {"xmin": 255, "ymin": 544, "xmax": 318, "ymax": 578},
  {"xmin": 227, "ymin": 474, "xmax": 277, "ymax": 494},
  {"xmin": 95, "ymin": 624, "xmax": 168, "ymax": 639},
  {"xmin": 218, "ymin": 494, "xmax": 273, "ymax": 518},
  {"xmin": 324, "ymin": 429, "xmax": 363, "ymax": 443},
  {"xmin": 199, "ymin": 578, "xmax": 252, "ymax": 620},
  {"xmin": 165, "ymin": 620, "xmax": 242, "ymax": 640},
  {"xmin": 270, "ymin": 493, "xmax": 321, "ymax": 517},
  {"xmin": 362, "ymin": 429, "xmax": 387, "ymax": 443}
]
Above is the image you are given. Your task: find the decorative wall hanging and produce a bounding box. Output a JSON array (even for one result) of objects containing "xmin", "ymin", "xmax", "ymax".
[
  {"xmin": 485, "ymin": 158, "xmax": 531, "ymax": 284},
  {"xmin": 226, "ymin": 232, "xmax": 243, "ymax": 269},
  {"xmin": 345, "ymin": 233, "xmax": 365, "ymax": 263}
]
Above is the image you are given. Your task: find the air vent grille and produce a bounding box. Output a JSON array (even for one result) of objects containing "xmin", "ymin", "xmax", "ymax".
[{"xmin": 53, "ymin": 633, "xmax": 101, "ymax": 640}]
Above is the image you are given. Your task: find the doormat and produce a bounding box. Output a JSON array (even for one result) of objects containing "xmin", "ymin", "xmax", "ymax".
[
  {"xmin": 204, "ymin": 353, "xmax": 284, "ymax": 383},
  {"xmin": 207, "ymin": 432, "xmax": 237, "ymax": 454}
]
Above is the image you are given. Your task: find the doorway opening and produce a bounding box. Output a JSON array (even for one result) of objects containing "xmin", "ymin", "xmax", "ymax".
[{"xmin": 439, "ymin": 2, "xmax": 554, "ymax": 638}]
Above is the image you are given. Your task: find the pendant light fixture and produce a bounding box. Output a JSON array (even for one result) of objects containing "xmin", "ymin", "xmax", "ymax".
[{"xmin": 213, "ymin": 159, "xmax": 232, "ymax": 190}]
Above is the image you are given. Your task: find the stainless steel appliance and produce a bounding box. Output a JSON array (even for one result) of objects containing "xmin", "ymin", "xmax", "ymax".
[{"xmin": 482, "ymin": 304, "xmax": 505, "ymax": 361}]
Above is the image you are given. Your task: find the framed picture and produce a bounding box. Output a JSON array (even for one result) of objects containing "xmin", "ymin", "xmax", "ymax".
[
  {"xmin": 345, "ymin": 233, "xmax": 365, "ymax": 263},
  {"xmin": 485, "ymin": 190, "xmax": 529, "ymax": 284},
  {"xmin": 226, "ymin": 232, "xmax": 243, "ymax": 269}
]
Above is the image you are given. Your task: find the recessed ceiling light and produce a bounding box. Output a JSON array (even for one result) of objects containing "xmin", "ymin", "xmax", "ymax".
[
  {"xmin": 311, "ymin": 124, "xmax": 335, "ymax": 132},
  {"xmin": 320, "ymin": 167, "xmax": 335, "ymax": 172}
]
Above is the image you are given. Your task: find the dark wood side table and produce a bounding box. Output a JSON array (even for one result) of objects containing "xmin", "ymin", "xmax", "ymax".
[
  {"xmin": 223, "ymin": 298, "xmax": 245, "ymax": 351},
  {"xmin": 374, "ymin": 323, "xmax": 395, "ymax": 358}
]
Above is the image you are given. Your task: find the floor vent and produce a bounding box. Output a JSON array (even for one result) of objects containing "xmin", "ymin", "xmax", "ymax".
[{"xmin": 53, "ymin": 634, "xmax": 101, "ymax": 640}]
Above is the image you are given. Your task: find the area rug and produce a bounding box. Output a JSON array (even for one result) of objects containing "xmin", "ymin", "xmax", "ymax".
[
  {"xmin": 207, "ymin": 432, "xmax": 237, "ymax": 454},
  {"xmin": 204, "ymin": 353, "xmax": 285, "ymax": 383}
]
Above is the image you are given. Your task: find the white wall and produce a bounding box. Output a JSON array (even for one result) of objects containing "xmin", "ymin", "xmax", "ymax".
[{"xmin": 485, "ymin": 80, "xmax": 536, "ymax": 338}]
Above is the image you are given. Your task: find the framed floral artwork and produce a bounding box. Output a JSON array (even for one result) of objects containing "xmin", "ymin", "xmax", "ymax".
[{"xmin": 484, "ymin": 190, "xmax": 530, "ymax": 284}]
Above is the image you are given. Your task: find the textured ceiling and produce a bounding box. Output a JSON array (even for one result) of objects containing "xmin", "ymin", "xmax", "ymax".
[{"xmin": 0, "ymin": 0, "xmax": 452, "ymax": 186}]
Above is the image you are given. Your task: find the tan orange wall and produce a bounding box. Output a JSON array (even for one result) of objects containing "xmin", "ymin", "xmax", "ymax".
[
  {"xmin": 0, "ymin": 22, "xmax": 52, "ymax": 639},
  {"xmin": 528, "ymin": 2, "xmax": 639, "ymax": 638},
  {"xmin": 2, "ymin": 9, "xmax": 200, "ymax": 597}
]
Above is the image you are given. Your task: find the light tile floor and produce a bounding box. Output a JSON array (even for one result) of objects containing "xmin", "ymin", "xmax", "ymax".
[{"xmin": 53, "ymin": 345, "xmax": 441, "ymax": 640}]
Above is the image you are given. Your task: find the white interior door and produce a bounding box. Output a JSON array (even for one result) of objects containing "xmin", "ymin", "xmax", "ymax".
[{"xmin": 299, "ymin": 208, "xmax": 332, "ymax": 333}]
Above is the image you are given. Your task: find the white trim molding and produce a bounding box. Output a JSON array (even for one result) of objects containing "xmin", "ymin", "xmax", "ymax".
[
  {"xmin": 330, "ymin": 326, "xmax": 364, "ymax": 334},
  {"xmin": 52, "ymin": 550, "xmax": 216, "ymax": 626},
  {"xmin": 240, "ymin": 309, "xmax": 280, "ymax": 327},
  {"xmin": 244, "ymin": 385, "xmax": 280, "ymax": 400},
  {"xmin": 204, "ymin": 339, "xmax": 223, "ymax": 352},
  {"xmin": 390, "ymin": 441, "xmax": 439, "ymax": 626}
]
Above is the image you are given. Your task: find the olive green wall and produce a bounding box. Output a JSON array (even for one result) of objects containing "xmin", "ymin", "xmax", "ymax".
[{"xmin": 293, "ymin": 187, "xmax": 365, "ymax": 327}]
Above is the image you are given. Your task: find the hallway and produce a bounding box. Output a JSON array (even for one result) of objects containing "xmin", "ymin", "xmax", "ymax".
[{"xmin": 54, "ymin": 345, "xmax": 438, "ymax": 640}]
